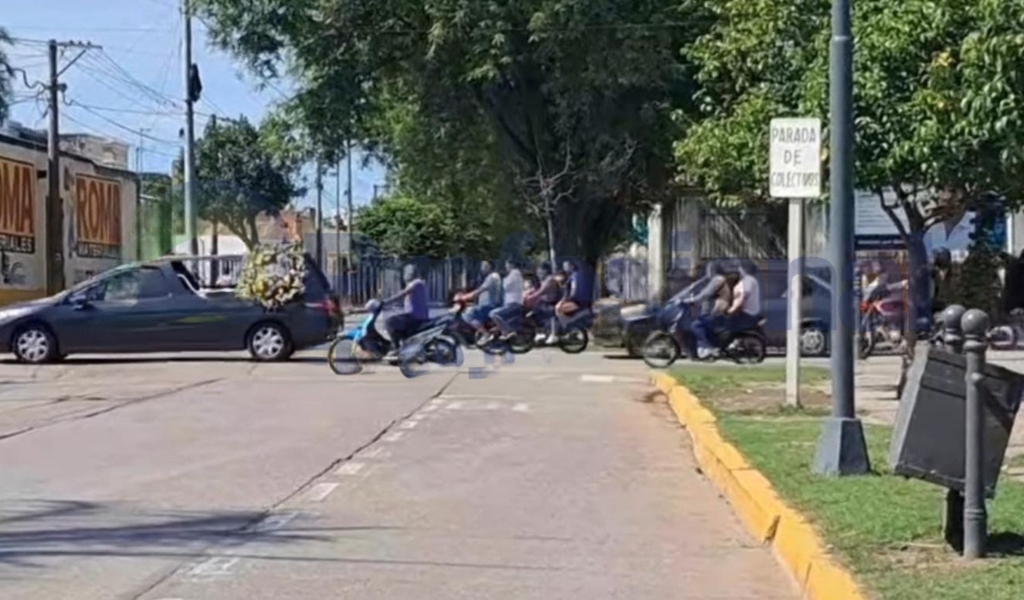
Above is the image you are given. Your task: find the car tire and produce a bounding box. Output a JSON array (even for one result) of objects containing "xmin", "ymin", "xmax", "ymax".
[
  {"xmin": 247, "ymin": 321, "xmax": 292, "ymax": 362},
  {"xmin": 12, "ymin": 323, "xmax": 59, "ymax": 364},
  {"xmin": 800, "ymin": 324, "xmax": 829, "ymax": 357}
]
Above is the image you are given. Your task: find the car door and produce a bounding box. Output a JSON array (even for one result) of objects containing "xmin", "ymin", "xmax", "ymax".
[{"xmin": 55, "ymin": 266, "xmax": 184, "ymax": 353}]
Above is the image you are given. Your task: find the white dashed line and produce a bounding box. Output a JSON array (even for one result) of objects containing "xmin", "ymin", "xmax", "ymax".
[
  {"xmin": 336, "ymin": 462, "xmax": 366, "ymax": 475},
  {"xmin": 399, "ymin": 420, "xmax": 419, "ymax": 429},
  {"xmin": 580, "ymin": 374, "xmax": 616, "ymax": 383},
  {"xmin": 512, "ymin": 403, "xmax": 530, "ymax": 412},
  {"xmin": 189, "ymin": 556, "xmax": 239, "ymax": 576},
  {"xmin": 361, "ymin": 447, "xmax": 388, "ymax": 458},
  {"xmin": 383, "ymin": 432, "xmax": 405, "ymax": 442},
  {"xmin": 305, "ymin": 482, "xmax": 339, "ymax": 502},
  {"xmin": 422, "ymin": 404, "xmax": 440, "ymax": 412}
]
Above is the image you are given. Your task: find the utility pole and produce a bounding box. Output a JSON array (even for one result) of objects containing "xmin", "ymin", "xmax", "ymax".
[
  {"xmin": 346, "ymin": 141, "xmax": 355, "ymax": 304},
  {"xmin": 182, "ymin": 0, "xmax": 200, "ymax": 256},
  {"xmin": 335, "ymin": 159, "xmax": 342, "ymax": 292},
  {"xmin": 315, "ymin": 161, "xmax": 324, "ymax": 267},
  {"xmin": 40, "ymin": 39, "xmax": 99, "ymax": 296},
  {"xmin": 814, "ymin": 0, "xmax": 870, "ymax": 476}
]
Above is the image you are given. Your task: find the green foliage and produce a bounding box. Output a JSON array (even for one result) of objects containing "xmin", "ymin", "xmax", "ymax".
[
  {"xmin": 195, "ymin": 0, "xmax": 707, "ymax": 263},
  {"xmin": 235, "ymin": 242, "xmax": 307, "ymax": 309},
  {"xmin": 356, "ymin": 196, "xmax": 457, "ymax": 259},
  {"xmin": 193, "ymin": 116, "xmax": 301, "ymax": 248}
]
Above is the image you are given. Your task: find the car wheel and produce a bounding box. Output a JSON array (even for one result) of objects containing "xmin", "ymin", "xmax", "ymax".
[
  {"xmin": 247, "ymin": 322, "xmax": 292, "ymax": 362},
  {"xmin": 800, "ymin": 325, "xmax": 828, "ymax": 357},
  {"xmin": 12, "ymin": 324, "xmax": 58, "ymax": 364}
]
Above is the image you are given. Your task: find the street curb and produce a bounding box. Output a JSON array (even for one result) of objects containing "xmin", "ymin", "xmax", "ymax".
[{"xmin": 651, "ymin": 373, "xmax": 865, "ymax": 600}]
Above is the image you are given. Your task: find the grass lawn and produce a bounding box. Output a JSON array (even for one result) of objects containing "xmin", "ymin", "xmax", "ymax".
[{"xmin": 670, "ymin": 364, "xmax": 1024, "ymax": 600}]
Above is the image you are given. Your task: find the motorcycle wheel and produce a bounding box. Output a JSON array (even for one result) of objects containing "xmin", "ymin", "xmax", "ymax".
[
  {"xmin": 436, "ymin": 335, "xmax": 464, "ymax": 366},
  {"xmin": 475, "ymin": 329, "xmax": 509, "ymax": 355},
  {"xmin": 508, "ymin": 322, "xmax": 536, "ymax": 354},
  {"xmin": 327, "ymin": 336, "xmax": 363, "ymax": 375},
  {"xmin": 559, "ymin": 328, "xmax": 589, "ymax": 354},
  {"xmin": 858, "ymin": 329, "xmax": 876, "ymax": 359},
  {"xmin": 429, "ymin": 337, "xmax": 459, "ymax": 366},
  {"xmin": 730, "ymin": 333, "xmax": 766, "ymax": 364},
  {"xmin": 642, "ymin": 331, "xmax": 680, "ymax": 369},
  {"xmin": 989, "ymin": 325, "xmax": 1018, "ymax": 350}
]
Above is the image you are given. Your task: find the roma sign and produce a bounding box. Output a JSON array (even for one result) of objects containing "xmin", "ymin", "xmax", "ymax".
[
  {"xmin": 75, "ymin": 174, "xmax": 122, "ymax": 259},
  {"xmin": 0, "ymin": 157, "xmax": 37, "ymax": 254}
]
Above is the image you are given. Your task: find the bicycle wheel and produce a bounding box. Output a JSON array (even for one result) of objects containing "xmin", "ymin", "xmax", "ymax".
[{"xmin": 327, "ymin": 336, "xmax": 363, "ymax": 375}]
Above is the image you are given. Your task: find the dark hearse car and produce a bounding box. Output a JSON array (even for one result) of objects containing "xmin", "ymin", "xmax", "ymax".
[{"xmin": 0, "ymin": 255, "xmax": 340, "ymax": 364}]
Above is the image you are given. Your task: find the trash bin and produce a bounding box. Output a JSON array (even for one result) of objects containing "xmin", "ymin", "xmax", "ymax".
[{"xmin": 890, "ymin": 347, "xmax": 1024, "ymax": 497}]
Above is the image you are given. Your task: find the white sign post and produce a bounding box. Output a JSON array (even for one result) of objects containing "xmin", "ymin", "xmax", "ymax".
[{"xmin": 770, "ymin": 118, "xmax": 822, "ymax": 408}]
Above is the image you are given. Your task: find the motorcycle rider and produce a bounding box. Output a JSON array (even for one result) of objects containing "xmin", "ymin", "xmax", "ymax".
[
  {"xmin": 488, "ymin": 259, "xmax": 525, "ymax": 341},
  {"xmin": 723, "ymin": 260, "xmax": 763, "ymax": 339},
  {"xmin": 382, "ymin": 263, "xmax": 430, "ymax": 353},
  {"xmin": 688, "ymin": 260, "xmax": 734, "ymax": 359},
  {"xmin": 525, "ymin": 261, "xmax": 560, "ymax": 340},
  {"xmin": 456, "ymin": 260, "xmax": 502, "ymax": 333}
]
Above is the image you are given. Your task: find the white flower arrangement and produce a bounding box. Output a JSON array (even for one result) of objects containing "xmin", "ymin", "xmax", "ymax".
[{"xmin": 235, "ymin": 242, "xmax": 308, "ymax": 309}]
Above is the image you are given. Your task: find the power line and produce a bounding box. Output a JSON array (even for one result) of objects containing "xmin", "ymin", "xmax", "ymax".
[
  {"xmin": 60, "ymin": 111, "xmax": 180, "ymax": 160},
  {"xmin": 64, "ymin": 100, "xmax": 182, "ymax": 146}
]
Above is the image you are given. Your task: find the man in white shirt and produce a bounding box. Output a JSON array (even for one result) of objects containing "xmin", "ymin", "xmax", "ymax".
[
  {"xmin": 489, "ymin": 259, "xmax": 525, "ymax": 340},
  {"xmin": 925, "ymin": 208, "xmax": 975, "ymax": 262},
  {"xmin": 715, "ymin": 260, "xmax": 762, "ymax": 356}
]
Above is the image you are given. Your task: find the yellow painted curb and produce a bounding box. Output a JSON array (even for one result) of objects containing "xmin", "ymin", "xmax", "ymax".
[{"xmin": 651, "ymin": 373, "xmax": 867, "ymax": 600}]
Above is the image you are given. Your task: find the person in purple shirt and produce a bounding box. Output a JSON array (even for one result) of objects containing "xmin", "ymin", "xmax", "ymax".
[
  {"xmin": 383, "ymin": 263, "xmax": 430, "ymax": 350},
  {"xmin": 555, "ymin": 259, "xmax": 593, "ymax": 318}
]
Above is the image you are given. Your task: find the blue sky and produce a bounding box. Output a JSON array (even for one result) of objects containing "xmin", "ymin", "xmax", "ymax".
[{"xmin": 4, "ymin": 0, "xmax": 387, "ymax": 217}]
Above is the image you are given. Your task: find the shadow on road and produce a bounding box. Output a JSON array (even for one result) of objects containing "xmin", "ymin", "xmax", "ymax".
[{"xmin": 0, "ymin": 499, "xmax": 351, "ymax": 569}]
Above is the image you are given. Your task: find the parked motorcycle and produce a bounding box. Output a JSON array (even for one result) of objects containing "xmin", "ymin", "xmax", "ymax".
[{"xmin": 641, "ymin": 301, "xmax": 767, "ymax": 368}]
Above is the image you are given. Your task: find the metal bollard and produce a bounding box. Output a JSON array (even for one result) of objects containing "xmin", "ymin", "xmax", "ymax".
[
  {"xmin": 962, "ymin": 308, "xmax": 989, "ymax": 559},
  {"xmin": 940, "ymin": 305, "xmax": 967, "ymax": 550}
]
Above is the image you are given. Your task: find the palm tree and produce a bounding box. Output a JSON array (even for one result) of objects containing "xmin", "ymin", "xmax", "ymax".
[{"xmin": 0, "ymin": 27, "xmax": 12, "ymax": 124}]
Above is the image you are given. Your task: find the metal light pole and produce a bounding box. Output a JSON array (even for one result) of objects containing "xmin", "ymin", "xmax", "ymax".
[
  {"xmin": 813, "ymin": 0, "xmax": 870, "ymax": 476},
  {"xmin": 182, "ymin": 0, "xmax": 199, "ymax": 256}
]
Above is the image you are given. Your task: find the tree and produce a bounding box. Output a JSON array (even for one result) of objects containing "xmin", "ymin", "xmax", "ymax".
[
  {"xmin": 0, "ymin": 28, "xmax": 13, "ymax": 123},
  {"xmin": 675, "ymin": 0, "xmax": 1024, "ymax": 341},
  {"xmin": 195, "ymin": 0, "xmax": 707, "ymax": 265},
  {"xmin": 355, "ymin": 196, "xmax": 455, "ymax": 259},
  {"xmin": 193, "ymin": 116, "xmax": 301, "ymax": 248}
]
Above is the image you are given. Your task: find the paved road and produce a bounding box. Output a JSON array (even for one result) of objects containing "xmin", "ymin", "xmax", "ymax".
[{"xmin": 0, "ymin": 349, "xmax": 793, "ymax": 600}]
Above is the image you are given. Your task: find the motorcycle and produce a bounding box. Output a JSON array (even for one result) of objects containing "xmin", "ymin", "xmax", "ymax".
[
  {"xmin": 858, "ymin": 291, "xmax": 905, "ymax": 359},
  {"xmin": 327, "ymin": 299, "xmax": 392, "ymax": 375},
  {"xmin": 395, "ymin": 317, "xmax": 462, "ymax": 378},
  {"xmin": 641, "ymin": 301, "xmax": 767, "ymax": 368},
  {"xmin": 524, "ymin": 306, "xmax": 595, "ymax": 354}
]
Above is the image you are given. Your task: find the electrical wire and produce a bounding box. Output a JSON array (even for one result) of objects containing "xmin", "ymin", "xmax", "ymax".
[{"xmin": 60, "ymin": 111, "xmax": 180, "ymax": 160}]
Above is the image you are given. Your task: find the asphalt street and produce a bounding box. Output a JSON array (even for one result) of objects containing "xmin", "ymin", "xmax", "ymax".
[{"xmin": 0, "ymin": 348, "xmax": 794, "ymax": 600}]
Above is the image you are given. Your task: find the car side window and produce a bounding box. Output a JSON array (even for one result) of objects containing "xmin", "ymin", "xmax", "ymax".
[{"xmin": 97, "ymin": 267, "xmax": 170, "ymax": 302}]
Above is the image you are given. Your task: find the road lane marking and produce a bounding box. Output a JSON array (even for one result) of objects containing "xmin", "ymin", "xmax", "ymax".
[
  {"xmin": 383, "ymin": 432, "xmax": 405, "ymax": 442},
  {"xmin": 399, "ymin": 420, "xmax": 419, "ymax": 429},
  {"xmin": 251, "ymin": 512, "xmax": 298, "ymax": 532},
  {"xmin": 305, "ymin": 482, "xmax": 339, "ymax": 502},
  {"xmin": 512, "ymin": 403, "xmax": 530, "ymax": 412},
  {"xmin": 580, "ymin": 374, "xmax": 615, "ymax": 383},
  {"xmin": 361, "ymin": 447, "xmax": 389, "ymax": 458},
  {"xmin": 336, "ymin": 462, "xmax": 366, "ymax": 475},
  {"xmin": 422, "ymin": 404, "xmax": 440, "ymax": 412},
  {"xmin": 189, "ymin": 556, "xmax": 239, "ymax": 576}
]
